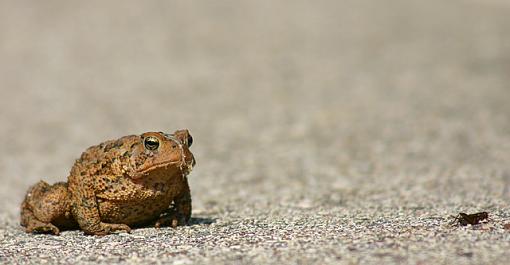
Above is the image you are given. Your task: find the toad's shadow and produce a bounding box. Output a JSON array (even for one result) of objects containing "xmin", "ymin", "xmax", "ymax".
[{"xmin": 189, "ymin": 217, "xmax": 216, "ymax": 226}]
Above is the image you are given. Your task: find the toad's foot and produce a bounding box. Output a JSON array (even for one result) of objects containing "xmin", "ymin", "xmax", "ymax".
[
  {"xmin": 25, "ymin": 220, "xmax": 60, "ymax": 235},
  {"xmin": 155, "ymin": 209, "xmax": 188, "ymax": 228},
  {"xmin": 86, "ymin": 223, "xmax": 132, "ymax": 236}
]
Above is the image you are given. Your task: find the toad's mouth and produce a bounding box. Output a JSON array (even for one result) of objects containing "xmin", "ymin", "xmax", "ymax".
[{"xmin": 132, "ymin": 158, "xmax": 195, "ymax": 180}]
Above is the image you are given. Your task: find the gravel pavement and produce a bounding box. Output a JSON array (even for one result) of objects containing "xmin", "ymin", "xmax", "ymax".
[{"xmin": 1, "ymin": 1, "xmax": 510, "ymax": 264}]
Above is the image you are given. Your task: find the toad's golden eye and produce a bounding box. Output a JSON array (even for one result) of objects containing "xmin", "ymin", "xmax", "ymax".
[
  {"xmin": 187, "ymin": 134, "xmax": 193, "ymax": 147},
  {"xmin": 144, "ymin": 136, "xmax": 160, "ymax": 151}
]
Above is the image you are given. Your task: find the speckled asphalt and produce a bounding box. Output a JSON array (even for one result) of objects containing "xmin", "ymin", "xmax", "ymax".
[{"xmin": 1, "ymin": 1, "xmax": 510, "ymax": 264}]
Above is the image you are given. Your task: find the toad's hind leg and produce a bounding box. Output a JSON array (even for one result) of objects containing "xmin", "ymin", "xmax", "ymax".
[{"xmin": 20, "ymin": 181, "xmax": 75, "ymax": 235}]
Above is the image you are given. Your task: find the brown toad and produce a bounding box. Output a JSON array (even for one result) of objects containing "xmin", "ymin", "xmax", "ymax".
[{"xmin": 20, "ymin": 130, "xmax": 195, "ymax": 235}]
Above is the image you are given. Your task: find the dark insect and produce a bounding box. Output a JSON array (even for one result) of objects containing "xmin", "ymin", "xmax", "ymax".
[{"xmin": 451, "ymin": 212, "xmax": 489, "ymax": 226}]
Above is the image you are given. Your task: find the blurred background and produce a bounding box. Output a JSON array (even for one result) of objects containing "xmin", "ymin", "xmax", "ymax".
[
  {"xmin": 1, "ymin": 0, "xmax": 509, "ymax": 248},
  {"xmin": 1, "ymin": 0, "xmax": 510, "ymax": 212}
]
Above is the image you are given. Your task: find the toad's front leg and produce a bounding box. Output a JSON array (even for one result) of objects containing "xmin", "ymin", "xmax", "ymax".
[
  {"xmin": 69, "ymin": 174, "xmax": 131, "ymax": 235},
  {"xmin": 155, "ymin": 179, "xmax": 192, "ymax": 228}
]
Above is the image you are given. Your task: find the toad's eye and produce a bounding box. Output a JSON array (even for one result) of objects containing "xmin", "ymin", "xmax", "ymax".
[
  {"xmin": 144, "ymin": 136, "xmax": 160, "ymax": 151},
  {"xmin": 187, "ymin": 134, "xmax": 193, "ymax": 147}
]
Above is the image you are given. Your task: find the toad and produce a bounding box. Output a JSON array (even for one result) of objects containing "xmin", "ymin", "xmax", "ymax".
[{"xmin": 20, "ymin": 130, "xmax": 195, "ymax": 235}]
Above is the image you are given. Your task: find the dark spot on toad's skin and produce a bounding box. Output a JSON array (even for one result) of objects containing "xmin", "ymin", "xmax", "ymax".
[
  {"xmin": 103, "ymin": 139, "xmax": 125, "ymax": 153},
  {"xmin": 80, "ymin": 199, "xmax": 95, "ymax": 208}
]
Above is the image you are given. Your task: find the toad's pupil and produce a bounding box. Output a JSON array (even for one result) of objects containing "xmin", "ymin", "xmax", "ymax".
[
  {"xmin": 187, "ymin": 135, "xmax": 193, "ymax": 147},
  {"xmin": 144, "ymin": 137, "xmax": 159, "ymax": 150}
]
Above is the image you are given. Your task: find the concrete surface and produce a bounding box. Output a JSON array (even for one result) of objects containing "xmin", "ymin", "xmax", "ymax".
[{"xmin": 1, "ymin": 0, "xmax": 510, "ymax": 264}]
